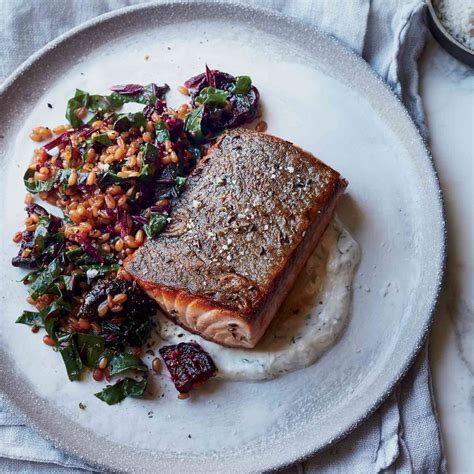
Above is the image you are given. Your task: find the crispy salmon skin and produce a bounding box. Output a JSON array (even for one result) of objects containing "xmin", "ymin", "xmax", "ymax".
[{"xmin": 126, "ymin": 128, "xmax": 347, "ymax": 348}]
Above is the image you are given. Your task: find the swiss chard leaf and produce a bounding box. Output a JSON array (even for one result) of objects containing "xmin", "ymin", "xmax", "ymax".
[
  {"xmin": 65, "ymin": 247, "xmax": 86, "ymax": 263},
  {"xmin": 232, "ymin": 76, "xmax": 252, "ymax": 95},
  {"xmin": 43, "ymin": 297, "xmax": 72, "ymax": 316},
  {"xmin": 154, "ymin": 121, "xmax": 170, "ymax": 144},
  {"xmin": 109, "ymin": 83, "xmax": 169, "ymax": 106},
  {"xmin": 80, "ymin": 263, "xmax": 121, "ymax": 282},
  {"xmin": 88, "ymin": 93, "xmax": 123, "ymax": 112},
  {"xmin": 89, "ymin": 154, "xmax": 154, "ymax": 186},
  {"xmin": 184, "ymin": 107, "xmax": 205, "ymax": 142},
  {"xmin": 20, "ymin": 269, "xmax": 40, "ymax": 284},
  {"xmin": 113, "ymin": 112, "xmax": 147, "ymax": 132},
  {"xmin": 66, "ymin": 89, "xmax": 90, "ymax": 128},
  {"xmin": 141, "ymin": 142, "xmax": 160, "ymax": 162},
  {"xmin": 76, "ymin": 333, "xmax": 105, "ymax": 367},
  {"xmin": 130, "ymin": 111, "xmax": 147, "ymax": 129},
  {"xmin": 57, "ymin": 145, "xmax": 155, "ymax": 189},
  {"xmin": 33, "ymin": 216, "xmax": 51, "ymax": 251},
  {"xmin": 16, "ymin": 311, "xmax": 43, "ymax": 327},
  {"xmin": 93, "ymin": 133, "xmax": 113, "ymax": 146},
  {"xmin": 195, "ymin": 86, "xmax": 228, "ymax": 108},
  {"xmin": 66, "ymin": 247, "xmax": 117, "ymax": 266},
  {"xmin": 109, "ymin": 353, "xmax": 148, "ymax": 376},
  {"xmin": 23, "ymin": 168, "xmax": 56, "ymax": 193},
  {"xmin": 58, "ymin": 272, "xmax": 84, "ymax": 293},
  {"xmin": 41, "ymin": 298, "xmax": 72, "ymax": 338},
  {"xmin": 29, "ymin": 256, "xmax": 64, "ymax": 299},
  {"xmin": 101, "ymin": 317, "xmax": 153, "ymax": 349},
  {"xmin": 58, "ymin": 334, "xmax": 83, "ymax": 381},
  {"xmin": 56, "ymin": 169, "xmax": 72, "ymax": 189},
  {"xmin": 62, "ymin": 214, "xmax": 73, "ymax": 225},
  {"xmin": 66, "ymin": 84, "xmax": 169, "ymax": 130},
  {"xmin": 95, "ymin": 377, "xmax": 148, "ymax": 405},
  {"xmin": 190, "ymin": 146, "xmax": 201, "ymax": 162},
  {"xmin": 66, "ymin": 88, "xmax": 138, "ymax": 129},
  {"xmin": 143, "ymin": 213, "xmax": 167, "ymax": 238},
  {"xmin": 44, "ymin": 313, "xmax": 60, "ymax": 341},
  {"xmin": 175, "ymin": 176, "xmax": 186, "ymax": 193}
]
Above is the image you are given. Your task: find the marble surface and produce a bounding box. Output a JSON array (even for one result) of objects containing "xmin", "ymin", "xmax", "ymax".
[{"xmin": 420, "ymin": 40, "xmax": 474, "ymax": 473}]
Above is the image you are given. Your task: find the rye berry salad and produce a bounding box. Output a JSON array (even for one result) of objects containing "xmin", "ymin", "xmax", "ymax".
[{"xmin": 12, "ymin": 67, "xmax": 261, "ymax": 404}]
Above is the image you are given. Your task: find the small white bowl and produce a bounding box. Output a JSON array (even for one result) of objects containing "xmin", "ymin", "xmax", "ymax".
[{"xmin": 426, "ymin": 0, "xmax": 474, "ymax": 68}]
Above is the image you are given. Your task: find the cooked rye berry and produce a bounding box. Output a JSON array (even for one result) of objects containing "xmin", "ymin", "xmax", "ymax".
[{"xmin": 159, "ymin": 342, "xmax": 217, "ymax": 393}]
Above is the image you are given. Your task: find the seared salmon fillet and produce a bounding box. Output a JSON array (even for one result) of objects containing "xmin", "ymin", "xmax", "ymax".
[{"xmin": 125, "ymin": 129, "xmax": 347, "ymax": 348}]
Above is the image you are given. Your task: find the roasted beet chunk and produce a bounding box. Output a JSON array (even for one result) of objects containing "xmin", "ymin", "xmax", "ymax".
[{"xmin": 159, "ymin": 342, "xmax": 217, "ymax": 393}]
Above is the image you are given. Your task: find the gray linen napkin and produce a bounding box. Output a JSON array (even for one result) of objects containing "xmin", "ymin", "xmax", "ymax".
[{"xmin": 0, "ymin": 1, "xmax": 446, "ymax": 472}]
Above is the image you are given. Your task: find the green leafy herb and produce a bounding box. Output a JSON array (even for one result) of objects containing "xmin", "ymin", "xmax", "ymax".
[
  {"xmin": 184, "ymin": 107, "xmax": 205, "ymax": 142},
  {"xmin": 195, "ymin": 87, "xmax": 228, "ymax": 108},
  {"xmin": 143, "ymin": 214, "xmax": 167, "ymax": 238},
  {"xmin": 109, "ymin": 353, "xmax": 148, "ymax": 376},
  {"xmin": 23, "ymin": 168, "xmax": 55, "ymax": 193},
  {"xmin": 95, "ymin": 377, "xmax": 148, "ymax": 405},
  {"xmin": 76, "ymin": 333, "xmax": 105, "ymax": 367},
  {"xmin": 30, "ymin": 256, "xmax": 64, "ymax": 299},
  {"xmin": 16, "ymin": 311, "xmax": 43, "ymax": 327},
  {"xmin": 232, "ymin": 76, "xmax": 252, "ymax": 95},
  {"xmin": 58, "ymin": 334, "xmax": 83, "ymax": 381},
  {"xmin": 154, "ymin": 121, "xmax": 170, "ymax": 144}
]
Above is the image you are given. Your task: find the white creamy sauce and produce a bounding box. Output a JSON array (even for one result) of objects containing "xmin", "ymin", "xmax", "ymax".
[{"xmin": 155, "ymin": 219, "xmax": 360, "ymax": 380}]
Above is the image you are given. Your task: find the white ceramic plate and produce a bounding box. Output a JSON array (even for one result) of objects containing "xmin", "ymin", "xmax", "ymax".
[{"xmin": 0, "ymin": 2, "xmax": 445, "ymax": 472}]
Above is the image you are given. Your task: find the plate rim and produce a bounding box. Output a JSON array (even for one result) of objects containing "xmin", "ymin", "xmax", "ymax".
[{"xmin": 0, "ymin": 1, "xmax": 447, "ymax": 472}]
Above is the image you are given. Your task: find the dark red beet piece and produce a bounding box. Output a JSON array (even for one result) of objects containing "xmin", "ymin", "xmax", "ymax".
[
  {"xmin": 110, "ymin": 83, "xmax": 144, "ymax": 95},
  {"xmin": 159, "ymin": 342, "xmax": 217, "ymax": 393}
]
